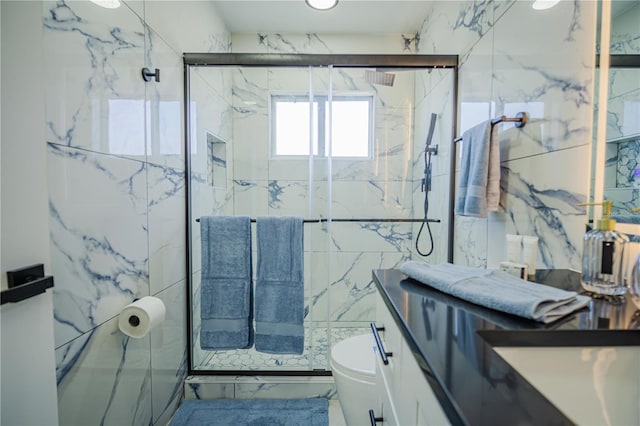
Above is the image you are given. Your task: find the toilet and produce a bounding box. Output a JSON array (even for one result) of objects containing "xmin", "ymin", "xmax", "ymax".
[{"xmin": 330, "ymin": 334, "xmax": 377, "ymax": 425}]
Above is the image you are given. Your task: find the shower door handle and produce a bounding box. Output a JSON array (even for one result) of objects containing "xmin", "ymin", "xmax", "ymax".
[
  {"xmin": 369, "ymin": 409, "xmax": 383, "ymax": 425},
  {"xmin": 370, "ymin": 322, "xmax": 392, "ymax": 365}
]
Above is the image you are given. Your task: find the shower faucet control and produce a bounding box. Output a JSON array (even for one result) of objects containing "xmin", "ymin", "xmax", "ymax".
[{"xmin": 425, "ymin": 144, "xmax": 438, "ymax": 156}]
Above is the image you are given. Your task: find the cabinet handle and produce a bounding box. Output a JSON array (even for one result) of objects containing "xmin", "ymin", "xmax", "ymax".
[
  {"xmin": 370, "ymin": 322, "xmax": 393, "ymax": 365},
  {"xmin": 369, "ymin": 409, "xmax": 383, "ymax": 425}
]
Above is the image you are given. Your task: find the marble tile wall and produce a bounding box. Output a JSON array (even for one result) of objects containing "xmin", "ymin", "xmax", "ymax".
[
  {"xmin": 602, "ymin": 2, "xmax": 640, "ymax": 215},
  {"xmin": 418, "ymin": 0, "xmax": 597, "ymax": 270},
  {"xmin": 43, "ymin": 0, "xmax": 230, "ymax": 424}
]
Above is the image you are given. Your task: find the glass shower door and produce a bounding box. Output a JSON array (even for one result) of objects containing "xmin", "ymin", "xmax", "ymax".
[
  {"xmin": 187, "ymin": 64, "xmax": 332, "ymax": 372},
  {"xmin": 185, "ymin": 56, "xmax": 456, "ymax": 374}
]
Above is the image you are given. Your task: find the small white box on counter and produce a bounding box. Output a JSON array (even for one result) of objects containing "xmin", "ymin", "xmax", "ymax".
[{"xmin": 499, "ymin": 261, "xmax": 528, "ymax": 280}]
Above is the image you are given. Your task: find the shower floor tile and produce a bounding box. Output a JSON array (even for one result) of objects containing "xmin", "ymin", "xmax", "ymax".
[{"xmin": 197, "ymin": 326, "xmax": 370, "ymax": 371}]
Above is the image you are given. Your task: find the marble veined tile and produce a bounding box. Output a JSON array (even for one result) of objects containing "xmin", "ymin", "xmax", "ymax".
[
  {"xmin": 184, "ymin": 380, "xmax": 234, "ymax": 400},
  {"xmin": 606, "ymin": 68, "xmax": 640, "ymax": 140},
  {"xmin": 492, "ymin": 0, "xmax": 597, "ymax": 159},
  {"xmin": 497, "ymin": 145, "xmax": 590, "ymax": 270},
  {"xmin": 190, "ymin": 271, "xmax": 205, "ymax": 368},
  {"xmin": 231, "ymin": 180, "xmax": 270, "ymax": 217},
  {"xmin": 262, "ymin": 33, "xmax": 335, "ymax": 54},
  {"xmin": 413, "ymin": 73, "xmax": 455, "ymax": 179},
  {"xmin": 151, "ymin": 281, "xmax": 187, "ymax": 426},
  {"xmin": 268, "ymin": 157, "xmax": 331, "ymax": 183},
  {"xmin": 122, "ymin": 0, "xmax": 143, "ymax": 19},
  {"xmin": 328, "ymin": 252, "xmax": 408, "ymax": 322},
  {"xmin": 267, "ymin": 180, "xmax": 312, "ymax": 217},
  {"xmin": 457, "ymin": 27, "xmax": 495, "ymax": 134},
  {"xmin": 143, "ymin": 1, "xmax": 231, "ymax": 55},
  {"xmin": 232, "ymin": 109, "xmax": 270, "ymax": 181},
  {"xmin": 328, "ymin": 68, "xmax": 416, "ymax": 110},
  {"xmin": 417, "ymin": 0, "xmax": 495, "ymax": 56},
  {"xmin": 610, "ymin": 2, "xmax": 640, "ymax": 55},
  {"xmin": 233, "ymin": 67, "xmax": 270, "ymax": 109},
  {"xmin": 231, "ymin": 33, "xmax": 270, "ymax": 54},
  {"xmin": 147, "ymin": 164, "xmax": 186, "ymax": 294},
  {"xmin": 454, "ymin": 214, "xmax": 489, "ymax": 268},
  {"xmin": 327, "ymin": 222, "xmax": 413, "ymax": 254},
  {"xmin": 144, "ymin": 24, "xmax": 184, "ymax": 170},
  {"xmin": 48, "ymin": 144, "xmax": 149, "ymax": 347},
  {"xmin": 234, "ymin": 379, "xmax": 335, "ymax": 400},
  {"xmin": 231, "ymin": 33, "xmax": 409, "ymax": 55},
  {"xmin": 43, "ymin": 1, "xmax": 145, "ymax": 159},
  {"xmin": 189, "ymin": 69, "xmax": 233, "ymax": 177},
  {"xmin": 267, "ymin": 67, "xmax": 322, "ymax": 94},
  {"xmin": 493, "ymin": 0, "xmax": 517, "ymax": 23},
  {"xmin": 329, "ymin": 180, "xmax": 413, "ymax": 219},
  {"xmin": 56, "ymin": 317, "xmax": 152, "ymax": 426}
]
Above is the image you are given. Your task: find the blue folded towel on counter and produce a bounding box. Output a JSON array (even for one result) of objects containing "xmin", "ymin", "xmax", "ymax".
[
  {"xmin": 455, "ymin": 120, "xmax": 500, "ymax": 218},
  {"xmin": 400, "ymin": 261, "xmax": 590, "ymax": 323},
  {"xmin": 200, "ymin": 216, "xmax": 253, "ymax": 350},
  {"xmin": 255, "ymin": 216, "xmax": 305, "ymax": 354}
]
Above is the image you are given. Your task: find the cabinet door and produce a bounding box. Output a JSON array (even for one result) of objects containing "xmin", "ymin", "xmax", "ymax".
[
  {"xmin": 375, "ymin": 294, "xmax": 402, "ymax": 392},
  {"xmin": 374, "ymin": 342, "xmax": 400, "ymax": 426},
  {"xmin": 400, "ymin": 326, "xmax": 450, "ymax": 425},
  {"xmin": 377, "ymin": 292, "xmax": 450, "ymax": 426}
]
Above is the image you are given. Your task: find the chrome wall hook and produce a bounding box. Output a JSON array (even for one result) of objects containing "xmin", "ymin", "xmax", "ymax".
[{"xmin": 141, "ymin": 67, "xmax": 160, "ymax": 82}]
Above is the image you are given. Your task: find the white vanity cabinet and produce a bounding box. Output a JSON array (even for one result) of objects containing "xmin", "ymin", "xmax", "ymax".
[{"xmin": 371, "ymin": 293, "xmax": 450, "ymax": 426}]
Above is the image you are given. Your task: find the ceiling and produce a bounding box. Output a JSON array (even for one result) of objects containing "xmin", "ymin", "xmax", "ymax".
[
  {"xmin": 212, "ymin": 1, "xmax": 430, "ymax": 34},
  {"xmin": 212, "ymin": 1, "xmax": 634, "ymax": 36}
]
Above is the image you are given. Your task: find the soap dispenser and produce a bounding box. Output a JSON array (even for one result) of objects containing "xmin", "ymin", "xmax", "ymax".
[
  {"xmin": 626, "ymin": 207, "xmax": 640, "ymax": 306},
  {"xmin": 581, "ymin": 201, "xmax": 629, "ymax": 295}
]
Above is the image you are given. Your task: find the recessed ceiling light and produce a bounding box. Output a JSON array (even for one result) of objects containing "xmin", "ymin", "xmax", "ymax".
[
  {"xmin": 532, "ymin": 0, "xmax": 561, "ymax": 10},
  {"xmin": 90, "ymin": 0, "xmax": 121, "ymax": 9},
  {"xmin": 305, "ymin": 0, "xmax": 338, "ymax": 11}
]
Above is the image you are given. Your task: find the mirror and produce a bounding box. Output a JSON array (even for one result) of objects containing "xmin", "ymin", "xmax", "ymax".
[{"xmin": 596, "ymin": 0, "xmax": 640, "ymax": 223}]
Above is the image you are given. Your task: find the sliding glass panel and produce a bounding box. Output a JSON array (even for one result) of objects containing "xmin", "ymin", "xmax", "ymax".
[{"xmin": 188, "ymin": 65, "xmax": 333, "ymax": 372}]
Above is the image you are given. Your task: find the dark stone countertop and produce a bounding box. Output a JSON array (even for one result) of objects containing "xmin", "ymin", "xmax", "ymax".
[{"xmin": 372, "ymin": 268, "xmax": 640, "ymax": 426}]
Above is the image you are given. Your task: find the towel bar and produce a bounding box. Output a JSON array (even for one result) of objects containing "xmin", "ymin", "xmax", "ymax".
[
  {"xmin": 453, "ymin": 111, "xmax": 528, "ymax": 142},
  {"xmin": 196, "ymin": 217, "xmax": 441, "ymax": 223}
]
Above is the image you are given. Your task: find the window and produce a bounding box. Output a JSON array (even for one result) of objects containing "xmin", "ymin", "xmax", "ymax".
[{"xmin": 271, "ymin": 94, "xmax": 373, "ymax": 158}]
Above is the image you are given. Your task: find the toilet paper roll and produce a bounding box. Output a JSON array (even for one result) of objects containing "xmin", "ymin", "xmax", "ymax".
[{"xmin": 118, "ymin": 296, "xmax": 166, "ymax": 338}]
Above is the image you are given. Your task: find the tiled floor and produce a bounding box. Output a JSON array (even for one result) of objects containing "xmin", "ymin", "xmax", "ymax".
[
  {"xmin": 329, "ymin": 400, "xmax": 347, "ymax": 425},
  {"xmin": 199, "ymin": 326, "xmax": 370, "ymax": 371}
]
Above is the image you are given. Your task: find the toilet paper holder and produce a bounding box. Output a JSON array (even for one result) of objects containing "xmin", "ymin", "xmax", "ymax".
[{"xmin": 118, "ymin": 296, "xmax": 166, "ymax": 338}]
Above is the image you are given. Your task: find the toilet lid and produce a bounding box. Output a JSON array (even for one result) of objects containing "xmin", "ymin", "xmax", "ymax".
[{"xmin": 331, "ymin": 334, "xmax": 376, "ymax": 376}]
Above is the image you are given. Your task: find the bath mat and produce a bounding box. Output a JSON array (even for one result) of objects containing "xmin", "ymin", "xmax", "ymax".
[{"xmin": 169, "ymin": 398, "xmax": 328, "ymax": 426}]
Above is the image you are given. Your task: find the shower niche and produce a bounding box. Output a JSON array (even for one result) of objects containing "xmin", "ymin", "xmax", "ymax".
[
  {"xmin": 184, "ymin": 54, "xmax": 457, "ymax": 374},
  {"xmin": 206, "ymin": 131, "xmax": 227, "ymax": 189}
]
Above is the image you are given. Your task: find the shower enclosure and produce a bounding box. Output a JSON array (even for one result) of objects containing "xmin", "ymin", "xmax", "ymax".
[{"xmin": 184, "ymin": 54, "xmax": 458, "ymax": 374}]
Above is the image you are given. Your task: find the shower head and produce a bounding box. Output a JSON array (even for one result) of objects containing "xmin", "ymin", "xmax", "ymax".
[{"xmin": 365, "ymin": 69, "xmax": 395, "ymax": 87}]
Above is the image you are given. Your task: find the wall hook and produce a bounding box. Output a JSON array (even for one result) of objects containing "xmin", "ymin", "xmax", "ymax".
[{"xmin": 141, "ymin": 67, "xmax": 160, "ymax": 82}]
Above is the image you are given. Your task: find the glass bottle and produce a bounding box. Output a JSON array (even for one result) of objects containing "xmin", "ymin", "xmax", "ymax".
[{"xmin": 581, "ymin": 201, "xmax": 629, "ymax": 295}]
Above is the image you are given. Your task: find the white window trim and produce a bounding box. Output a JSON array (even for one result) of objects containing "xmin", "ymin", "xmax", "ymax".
[{"xmin": 269, "ymin": 91, "xmax": 375, "ymax": 160}]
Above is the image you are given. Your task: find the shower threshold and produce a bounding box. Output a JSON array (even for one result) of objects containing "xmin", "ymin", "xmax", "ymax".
[{"xmin": 195, "ymin": 326, "xmax": 370, "ymax": 372}]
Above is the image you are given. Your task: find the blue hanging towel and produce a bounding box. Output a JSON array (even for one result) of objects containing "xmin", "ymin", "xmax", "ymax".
[
  {"xmin": 455, "ymin": 120, "xmax": 500, "ymax": 217},
  {"xmin": 199, "ymin": 216, "xmax": 253, "ymax": 350},
  {"xmin": 255, "ymin": 216, "xmax": 305, "ymax": 354}
]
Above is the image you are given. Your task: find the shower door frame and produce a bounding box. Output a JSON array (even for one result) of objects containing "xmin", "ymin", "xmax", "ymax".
[{"xmin": 184, "ymin": 53, "xmax": 459, "ymax": 376}]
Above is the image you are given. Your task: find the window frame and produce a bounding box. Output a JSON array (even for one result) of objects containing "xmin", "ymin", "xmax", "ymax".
[{"xmin": 270, "ymin": 91, "xmax": 375, "ymax": 159}]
